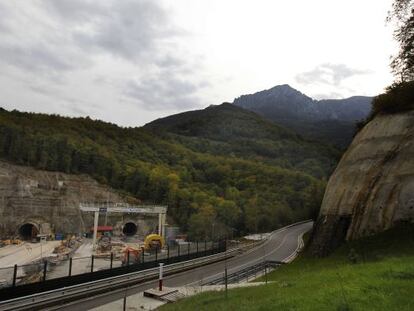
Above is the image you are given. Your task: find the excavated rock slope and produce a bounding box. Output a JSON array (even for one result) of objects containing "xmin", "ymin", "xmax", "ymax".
[
  {"xmin": 310, "ymin": 110, "xmax": 414, "ymax": 256},
  {"xmin": 0, "ymin": 161, "xmax": 153, "ymax": 238}
]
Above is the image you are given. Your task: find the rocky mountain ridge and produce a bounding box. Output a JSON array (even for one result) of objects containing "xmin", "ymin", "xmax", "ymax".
[
  {"xmin": 233, "ymin": 84, "xmax": 372, "ymax": 121},
  {"xmin": 233, "ymin": 84, "xmax": 373, "ymax": 147}
]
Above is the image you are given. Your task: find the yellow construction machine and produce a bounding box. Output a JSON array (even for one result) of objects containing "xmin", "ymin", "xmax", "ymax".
[{"xmin": 144, "ymin": 234, "xmax": 164, "ymax": 252}]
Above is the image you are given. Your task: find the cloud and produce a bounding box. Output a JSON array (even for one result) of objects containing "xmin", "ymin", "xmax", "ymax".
[
  {"xmin": 0, "ymin": 44, "xmax": 76, "ymax": 74},
  {"xmin": 125, "ymin": 74, "xmax": 208, "ymax": 111},
  {"xmin": 0, "ymin": 0, "xmax": 207, "ymax": 122},
  {"xmin": 47, "ymin": 0, "xmax": 184, "ymax": 64},
  {"xmin": 295, "ymin": 63, "xmax": 371, "ymax": 86},
  {"xmin": 0, "ymin": 1, "xmax": 390, "ymax": 125}
]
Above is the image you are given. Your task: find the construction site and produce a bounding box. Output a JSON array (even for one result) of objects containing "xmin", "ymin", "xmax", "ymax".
[
  {"xmin": 0, "ymin": 201, "xmax": 202, "ymax": 288},
  {"xmin": 0, "ymin": 161, "xmax": 194, "ymax": 288}
]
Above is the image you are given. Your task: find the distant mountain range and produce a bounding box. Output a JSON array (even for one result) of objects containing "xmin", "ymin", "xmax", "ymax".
[{"xmin": 233, "ymin": 84, "xmax": 373, "ymax": 147}]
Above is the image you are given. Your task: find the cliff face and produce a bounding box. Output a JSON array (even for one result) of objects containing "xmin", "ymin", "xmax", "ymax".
[
  {"xmin": 0, "ymin": 161, "xmax": 154, "ymax": 238},
  {"xmin": 310, "ymin": 110, "xmax": 414, "ymax": 256}
]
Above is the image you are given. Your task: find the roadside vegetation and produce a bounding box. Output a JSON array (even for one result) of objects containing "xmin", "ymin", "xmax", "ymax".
[
  {"xmin": 160, "ymin": 224, "xmax": 414, "ymax": 311},
  {"xmin": 356, "ymin": 81, "xmax": 414, "ymax": 131},
  {"xmin": 372, "ymin": 81, "xmax": 414, "ymax": 115}
]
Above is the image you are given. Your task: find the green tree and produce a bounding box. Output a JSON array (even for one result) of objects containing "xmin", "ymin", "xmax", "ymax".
[
  {"xmin": 388, "ymin": 0, "xmax": 414, "ymax": 81},
  {"xmin": 244, "ymin": 196, "xmax": 259, "ymax": 232},
  {"xmin": 188, "ymin": 204, "xmax": 217, "ymax": 240},
  {"xmin": 215, "ymin": 199, "xmax": 241, "ymax": 227}
]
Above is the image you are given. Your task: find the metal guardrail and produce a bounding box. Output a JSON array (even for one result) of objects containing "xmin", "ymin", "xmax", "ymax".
[
  {"xmin": 0, "ymin": 220, "xmax": 313, "ymax": 311},
  {"xmin": 0, "ymin": 248, "xmax": 238, "ymax": 311},
  {"xmin": 203, "ymin": 260, "xmax": 282, "ymax": 285},
  {"xmin": 0, "ymin": 240, "xmax": 223, "ymax": 298}
]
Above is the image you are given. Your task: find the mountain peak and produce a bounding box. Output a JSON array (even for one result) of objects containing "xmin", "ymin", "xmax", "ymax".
[
  {"xmin": 269, "ymin": 84, "xmax": 295, "ymax": 91},
  {"xmin": 266, "ymin": 84, "xmax": 312, "ymax": 100},
  {"xmin": 232, "ymin": 84, "xmax": 314, "ymax": 118},
  {"xmin": 232, "ymin": 84, "xmax": 373, "ymax": 147}
]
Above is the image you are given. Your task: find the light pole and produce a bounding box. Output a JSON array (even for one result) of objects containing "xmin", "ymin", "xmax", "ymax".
[{"xmin": 262, "ymin": 239, "xmax": 267, "ymax": 285}]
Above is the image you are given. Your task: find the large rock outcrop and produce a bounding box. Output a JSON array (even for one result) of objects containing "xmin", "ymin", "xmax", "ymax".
[{"xmin": 310, "ymin": 110, "xmax": 414, "ymax": 256}]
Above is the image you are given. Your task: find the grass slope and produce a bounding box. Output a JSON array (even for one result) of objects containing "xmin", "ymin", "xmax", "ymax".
[{"xmin": 160, "ymin": 225, "xmax": 414, "ymax": 311}]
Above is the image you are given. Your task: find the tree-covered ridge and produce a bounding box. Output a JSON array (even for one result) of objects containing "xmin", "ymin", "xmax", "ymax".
[
  {"xmin": 146, "ymin": 103, "xmax": 340, "ymax": 179},
  {"xmin": 0, "ymin": 107, "xmax": 332, "ymax": 239}
]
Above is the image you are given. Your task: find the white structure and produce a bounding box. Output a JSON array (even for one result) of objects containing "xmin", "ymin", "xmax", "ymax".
[{"xmin": 79, "ymin": 203, "xmax": 167, "ymax": 250}]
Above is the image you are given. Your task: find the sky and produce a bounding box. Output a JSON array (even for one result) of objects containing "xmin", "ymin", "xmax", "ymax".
[{"xmin": 0, "ymin": 0, "xmax": 397, "ymax": 126}]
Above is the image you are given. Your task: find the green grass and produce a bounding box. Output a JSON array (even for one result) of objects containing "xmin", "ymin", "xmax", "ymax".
[{"xmin": 160, "ymin": 224, "xmax": 414, "ymax": 311}]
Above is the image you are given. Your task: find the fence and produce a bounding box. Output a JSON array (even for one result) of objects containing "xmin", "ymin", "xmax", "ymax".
[
  {"xmin": 0, "ymin": 240, "xmax": 225, "ymax": 301},
  {"xmin": 203, "ymin": 260, "xmax": 282, "ymax": 285}
]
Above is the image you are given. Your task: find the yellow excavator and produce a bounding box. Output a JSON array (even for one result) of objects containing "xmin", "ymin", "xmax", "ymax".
[{"xmin": 144, "ymin": 234, "xmax": 164, "ymax": 252}]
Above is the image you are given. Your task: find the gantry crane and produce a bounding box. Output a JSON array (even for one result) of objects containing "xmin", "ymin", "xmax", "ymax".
[{"xmin": 79, "ymin": 203, "xmax": 167, "ymax": 250}]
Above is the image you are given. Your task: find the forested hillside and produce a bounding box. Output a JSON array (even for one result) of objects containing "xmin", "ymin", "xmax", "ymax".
[
  {"xmin": 0, "ymin": 107, "xmax": 337, "ymax": 239},
  {"xmin": 146, "ymin": 103, "xmax": 340, "ymax": 179}
]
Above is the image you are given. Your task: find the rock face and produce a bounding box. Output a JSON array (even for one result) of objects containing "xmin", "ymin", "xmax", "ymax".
[
  {"xmin": 310, "ymin": 110, "xmax": 414, "ymax": 256},
  {"xmin": 233, "ymin": 84, "xmax": 372, "ymax": 147},
  {"xmin": 0, "ymin": 161, "xmax": 156, "ymax": 238},
  {"xmin": 233, "ymin": 84, "xmax": 372, "ymax": 122}
]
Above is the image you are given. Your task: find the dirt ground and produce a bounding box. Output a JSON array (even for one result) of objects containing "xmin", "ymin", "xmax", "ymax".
[{"xmin": 0, "ymin": 241, "xmax": 60, "ymax": 267}]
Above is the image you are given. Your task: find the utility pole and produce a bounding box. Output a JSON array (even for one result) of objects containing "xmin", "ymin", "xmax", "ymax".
[
  {"xmin": 123, "ymin": 287, "xmax": 127, "ymax": 311},
  {"xmin": 159, "ymin": 263, "xmax": 164, "ymax": 291},
  {"xmin": 92, "ymin": 211, "xmax": 99, "ymax": 251}
]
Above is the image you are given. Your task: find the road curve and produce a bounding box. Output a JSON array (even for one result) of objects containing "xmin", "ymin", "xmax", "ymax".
[{"xmin": 56, "ymin": 221, "xmax": 313, "ymax": 311}]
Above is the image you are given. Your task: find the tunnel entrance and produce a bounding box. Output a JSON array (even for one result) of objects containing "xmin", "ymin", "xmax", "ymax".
[
  {"xmin": 19, "ymin": 223, "xmax": 38, "ymax": 240},
  {"xmin": 123, "ymin": 222, "xmax": 137, "ymax": 236}
]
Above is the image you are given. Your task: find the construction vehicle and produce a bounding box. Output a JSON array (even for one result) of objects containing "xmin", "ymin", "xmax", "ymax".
[
  {"xmin": 144, "ymin": 234, "xmax": 164, "ymax": 252},
  {"xmin": 121, "ymin": 246, "xmax": 142, "ymax": 265}
]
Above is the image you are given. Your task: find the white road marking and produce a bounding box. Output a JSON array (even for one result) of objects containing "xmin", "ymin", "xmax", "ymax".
[{"xmin": 184, "ymin": 223, "xmax": 310, "ymax": 286}]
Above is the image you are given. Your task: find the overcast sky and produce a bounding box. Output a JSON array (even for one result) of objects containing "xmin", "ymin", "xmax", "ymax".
[{"xmin": 0, "ymin": 0, "xmax": 396, "ymax": 126}]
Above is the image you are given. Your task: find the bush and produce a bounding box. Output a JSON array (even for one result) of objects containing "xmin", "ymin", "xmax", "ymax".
[
  {"xmin": 372, "ymin": 81, "xmax": 414, "ymax": 115},
  {"xmin": 354, "ymin": 81, "xmax": 414, "ymax": 134}
]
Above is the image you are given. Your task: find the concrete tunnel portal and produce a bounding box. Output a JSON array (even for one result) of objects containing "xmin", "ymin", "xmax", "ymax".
[
  {"xmin": 122, "ymin": 222, "xmax": 138, "ymax": 236},
  {"xmin": 18, "ymin": 223, "xmax": 39, "ymax": 240}
]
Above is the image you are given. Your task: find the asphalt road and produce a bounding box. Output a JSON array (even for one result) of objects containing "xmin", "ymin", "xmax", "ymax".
[{"xmin": 56, "ymin": 221, "xmax": 313, "ymax": 311}]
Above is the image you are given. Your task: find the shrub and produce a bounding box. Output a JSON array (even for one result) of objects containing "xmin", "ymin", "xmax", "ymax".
[
  {"xmin": 354, "ymin": 81, "xmax": 414, "ymax": 134},
  {"xmin": 372, "ymin": 81, "xmax": 414, "ymax": 115}
]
